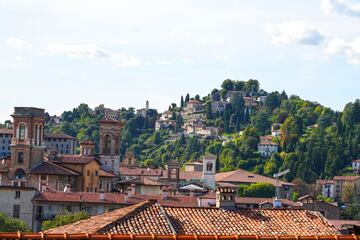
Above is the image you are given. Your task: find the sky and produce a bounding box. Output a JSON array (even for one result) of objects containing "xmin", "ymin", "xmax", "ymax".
[{"xmin": 1, "ymin": 0, "xmax": 360, "ymax": 121}]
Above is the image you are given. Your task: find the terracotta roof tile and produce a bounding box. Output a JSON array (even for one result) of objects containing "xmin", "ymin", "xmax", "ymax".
[
  {"xmin": 119, "ymin": 177, "xmax": 168, "ymax": 186},
  {"xmin": 53, "ymin": 155, "xmax": 99, "ymax": 165},
  {"xmin": 316, "ymin": 179, "xmax": 335, "ymax": 185},
  {"xmin": 120, "ymin": 167, "xmax": 163, "ymax": 177},
  {"xmin": 161, "ymin": 170, "xmax": 203, "ymax": 181},
  {"xmin": 164, "ymin": 207, "xmax": 338, "ymax": 235},
  {"xmin": 99, "ymin": 169, "xmax": 115, "ymax": 177},
  {"xmin": 0, "ymin": 234, "xmax": 355, "ymax": 240},
  {"xmin": 44, "ymin": 201, "xmax": 339, "ymax": 236},
  {"xmin": 216, "ymin": 169, "xmax": 294, "ymax": 187},
  {"xmin": 30, "ymin": 162, "xmax": 80, "ymax": 176},
  {"xmin": 333, "ymin": 176, "xmax": 360, "ymax": 181},
  {"xmin": 32, "ymin": 192, "xmax": 199, "ymax": 207},
  {"xmin": 0, "ymin": 128, "xmax": 13, "ymax": 134}
]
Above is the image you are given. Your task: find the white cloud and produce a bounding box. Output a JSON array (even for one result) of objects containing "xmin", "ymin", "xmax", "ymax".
[
  {"xmin": 266, "ymin": 21, "xmax": 325, "ymax": 45},
  {"xmin": 325, "ymin": 37, "xmax": 360, "ymax": 65},
  {"xmin": 322, "ymin": 0, "xmax": 360, "ymax": 17},
  {"xmin": 6, "ymin": 38, "xmax": 29, "ymax": 49},
  {"xmin": 48, "ymin": 44, "xmax": 110, "ymax": 58},
  {"xmin": 47, "ymin": 43, "xmax": 140, "ymax": 67}
]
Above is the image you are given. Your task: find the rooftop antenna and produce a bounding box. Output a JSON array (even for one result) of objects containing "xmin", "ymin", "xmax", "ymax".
[{"xmin": 273, "ymin": 169, "xmax": 290, "ymax": 199}]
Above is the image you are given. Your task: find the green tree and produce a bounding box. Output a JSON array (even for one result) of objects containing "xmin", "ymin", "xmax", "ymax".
[
  {"xmin": 221, "ymin": 79, "xmax": 234, "ymax": 91},
  {"xmin": 185, "ymin": 93, "xmax": 190, "ymax": 103},
  {"xmin": 180, "ymin": 96, "xmax": 184, "ymax": 108},
  {"xmin": 42, "ymin": 211, "xmax": 89, "ymax": 231},
  {"xmin": 0, "ymin": 212, "xmax": 30, "ymax": 232},
  {"xmin": 238, "ymin": 183, "xmax": 275, "ymax": 198}
]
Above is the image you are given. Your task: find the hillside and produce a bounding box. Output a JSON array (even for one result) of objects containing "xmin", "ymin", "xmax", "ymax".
[{"xmin": 42, "ymin": 79, "xmax": 360, "ymax": 184}]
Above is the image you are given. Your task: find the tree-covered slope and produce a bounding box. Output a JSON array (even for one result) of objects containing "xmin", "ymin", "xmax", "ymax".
[{"xmin": 41, "ymin": 79, "xmax": 360, "ymax": 183}]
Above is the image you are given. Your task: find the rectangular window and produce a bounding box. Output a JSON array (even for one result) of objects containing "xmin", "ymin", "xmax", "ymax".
[
  {"xmin": 95, "ymin": 170, "xmax": 98, "ymax": 176},
  {"xmin": 17, "ymin": 152, "xmax": 24, "ymax": 164},
  {"xmin": 13, "ymin": 205, "xmax": 20, "ymax": 218},
  {"xmin": 66, "ymin": 205, "xmax": 72, "ymax": 212},
  {"xmin": 87, "ymin": 170, "xmax": 90, "ymax": 176},
  {"xmin": 15, "ymin": 191, "xmax": 20, "ymax": 199},
  {"xmin": 82, "ymin": 207, "xmax": 91, "ymax": 214},
  {"xmin": 40, "ymin": 175, "xmax": 47, "ymax": 181}
]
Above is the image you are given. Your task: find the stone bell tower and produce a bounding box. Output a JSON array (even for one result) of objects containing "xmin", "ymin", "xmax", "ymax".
[
  {"xmin": 10, "ymin": 107, "xmax": 45, "ymax": 183},
  {"xmin": 98, "ymin": 118, "xmax": 124, "ymax": 175},
  {"xmin": 202, "ymin": 153, "xmax": 216, "ymax": 189}
]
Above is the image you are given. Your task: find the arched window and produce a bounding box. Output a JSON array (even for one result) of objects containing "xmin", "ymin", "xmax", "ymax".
[
  {"xmin": 104, "ymin": 135, "xmax": 111, "ymax": 154},
  {"xmin": 19, "ymin": 123, "xmax": 26, "ymax": 141},
  {"xmin": 14, "ymin": 168, "xmax": 26, "ymax": 180},
  {"xmin": 34, "ymin": 124, "xmax": 38, "ymax": 145},
  {"xmin": 39, "ymin": 125, "xmax": 43, "ymax": 145}
]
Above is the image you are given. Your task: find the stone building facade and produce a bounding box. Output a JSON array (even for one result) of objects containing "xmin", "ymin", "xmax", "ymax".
[
  {"xmin": 44, "ymin": 133, "xmax": 77, "ymax": 155},
  {"xmin": 0, "ymin": 128, "xmax": 12, "ymax": 157},
  {"xmin": 0, "ymin": 186, "xmax": 38, "ymax": 231},
  {"xmin": 98, "ymin": 118, "xmax": 124, "ymax": 174}
]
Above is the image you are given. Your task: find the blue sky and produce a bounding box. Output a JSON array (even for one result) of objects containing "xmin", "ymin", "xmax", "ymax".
[{"xmin": 1, "ymin": 0, "xmax": 360, "ymax": 121}]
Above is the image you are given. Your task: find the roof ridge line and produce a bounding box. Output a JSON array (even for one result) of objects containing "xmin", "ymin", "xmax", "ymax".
[
  {"xmin": 97, "ymin": 201, "xmax": 155, "ymax": 234},
  {"xmin": 156, "ymin": 203, "xmax": 177, "ymax": 235},
  {"xmin": 49, "ymin": 161, "xmax": 81, "ymax": 175}
]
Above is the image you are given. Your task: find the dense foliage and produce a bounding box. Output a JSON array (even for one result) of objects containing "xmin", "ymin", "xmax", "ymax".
[
  {"xmin": 39, "ymin": 80, "xmax": 360, "ymax": 184},
  {"xmin": 0, "ymin": 212, "xmax": 30, "ymax": 232},
  {"xmin": 42, "ymin": 211, "xmax": 89, "ymax": 231},
  {"xmin": 238, "ymin": 183, "xmax": 275, "ymax": 198}
]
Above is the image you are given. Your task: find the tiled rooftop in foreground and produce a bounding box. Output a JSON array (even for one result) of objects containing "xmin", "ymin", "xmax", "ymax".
[
  {"xmin": 0, "ymin": 234, "xmax": 357, "ymax": 240},
  {"xmin": 44, "ymin": 201, "xmax": 340, "ymax": 236}
]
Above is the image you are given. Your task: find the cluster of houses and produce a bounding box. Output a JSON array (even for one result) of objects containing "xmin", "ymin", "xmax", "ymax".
[
  {"xmin": 155, "ymin": 90, "xmax": 268, "ymax": 139},
  {"xmin": 0, "ymin": 106, "xmax": 359, "ymax": 234}
]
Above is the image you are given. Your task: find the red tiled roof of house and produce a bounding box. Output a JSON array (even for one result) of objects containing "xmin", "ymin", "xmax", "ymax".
[
  {"xmin": 316, "ymin": 179, "xmax": 335, "ymax": 185},
  {"xmin": 80, "ymin": 139, "xmax": 95, "ymax": 145},
  {"xmin": 353, "ymin": 159, "xmax": 360, "ymax": 163},
  {"xmin": 328, "ymin": 220, "xmax": 360, "ymax": 231},
  {"xmin": 44, "ymin": 132, "xmax": 76, "ymax": 139},
  {"xmin": 44, "ymin": 201, "xmax": 171, "ymax": 234},
  {"xmin": 30, "ymin": 162, "xmax": 80, "ymax": 176},
  {"xmin": 216, "ymin": 169, "xmax": 294, "ymax": 186},
  {"xmin": 0, "ymin": 234, "xmax": 355, "ymax": 240},
  {"xmin": 258, "ymin": 142, "xmax": 279, "ymax": 146},
  {"xmin": 44, "ymin": 200, "xmax": 339, "ymax": 236},
  {"xmin": 53, "ymin": 155, "xmax": 99, "ymax": 165},
  {"xmin": 333, "ymin": 176, "xmax": 360, "ymax": 181},
  {"xmin": 32, "ymin": 192, "xmax": 199, "ymax": 208},
  {"xmin": 162, "ymin": 170, "xmax": 203, "ymax": 181},
  {"xmin": 119, "ymin": 176, "xmax": 168, "ymax": 186},
  {"xmin": 120, "ymin": 166, "xmax": 163, "ymax": 176},
  {"xmin": 99, "ymin": 169, "xmax": 115, "ymax": 178},
  {"xmin": 0, "ymin": 128, "xmax": 13, "ymax": 134}
]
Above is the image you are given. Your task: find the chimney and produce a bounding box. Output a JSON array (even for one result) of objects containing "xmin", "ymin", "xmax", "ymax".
[
  {"xmin": 99, "ymin": 192, "xmax": 105, "ymax": 201},
  {"xmin": 130, "ymin": 184, "xmax": 136, "ymax": 196},
  {"xmin": 273, "ymin": 198, "xmax": 282, "ymax": 208},
  {"xmin": 162, "ymin": 187, "xmax": 169, "ymax": 199},
  {"xmin": 64, "ymin": 184, "xmax": 71, "ymax": 193},
  {"xmin": 215, "ymin": 183, "xmax": 237, "ymax": 209},
  {"xmin": 124, "ymin": 192, "xmax": 129, "ymax": 203},
  {"xmin": 189, "ymin": 189, "xmax": 195, "ymax": 197}
]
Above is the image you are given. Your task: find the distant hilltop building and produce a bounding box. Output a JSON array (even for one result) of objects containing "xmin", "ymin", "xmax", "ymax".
[{"xmin": 258, "ymin": 135, "xmax": 279, "ymax": 157}]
